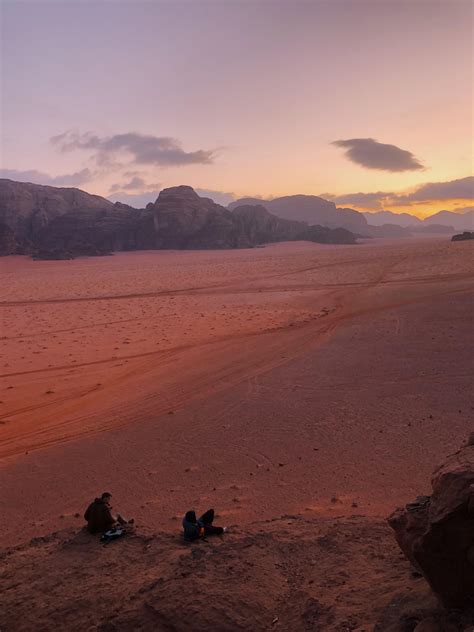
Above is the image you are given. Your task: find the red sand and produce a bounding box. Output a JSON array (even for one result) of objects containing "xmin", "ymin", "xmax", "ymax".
[{"xmin": 1, "ymin": 237, "xmax": 473, "ymax": 547}]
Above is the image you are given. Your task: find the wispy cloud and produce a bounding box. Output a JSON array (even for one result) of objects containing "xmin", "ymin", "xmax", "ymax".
[
  {"xmin": 0, "ymin": 168, "xmax": 93, "ymax": 186},
  {"xmin": 51, "ymin": 131, "xmax": 217, "ymax": 167},
  {"xmin": 109, "ymin": 176, "xmax": 162, "ymax": 193},
  {"xmin": 332, "ymin": 138, "xmax": 424, "ymax": 172}
]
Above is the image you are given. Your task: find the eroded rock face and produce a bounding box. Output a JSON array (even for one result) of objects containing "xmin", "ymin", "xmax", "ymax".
[
  {"xmin": 389, "ymin": 438, "xmax": 474, "ymax": 608},
  {"xmin": 0, "ymin": 180, "xmax": 358, "ymax": 257},
  {"xmin": 0, "ymin": 222, "xmax": 20, "ymax": 255},
  {"xmin": 0, "ymin": 178, "xmax": 113, "ymax": 248}
]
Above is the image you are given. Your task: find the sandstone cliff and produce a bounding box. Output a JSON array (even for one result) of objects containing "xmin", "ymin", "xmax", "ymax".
[{"xmin": 0, "ymin": 181, "xmax": 357, "ymax": 257}]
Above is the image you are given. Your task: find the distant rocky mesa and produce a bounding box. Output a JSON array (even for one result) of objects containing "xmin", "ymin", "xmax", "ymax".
[{"xmin": 0, "ymin": 180, "xmax": 356, "ymax": 258}]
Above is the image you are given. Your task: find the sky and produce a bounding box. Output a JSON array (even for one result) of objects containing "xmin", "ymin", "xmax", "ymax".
[{"xmin": 0, "ymin": 0, "xmax": 472, "ymax": 216}]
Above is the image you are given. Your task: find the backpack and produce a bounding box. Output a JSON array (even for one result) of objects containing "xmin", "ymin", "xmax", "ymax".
[{"xmin": 100, "ymin": 527, "xmax": 125, "ymax": 543}]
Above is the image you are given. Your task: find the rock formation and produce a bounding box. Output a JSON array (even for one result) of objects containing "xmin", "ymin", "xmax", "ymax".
[
  {"xmin": 0, "ymin": 222, "xmax": 20, "ymax": 255},
  {"xmin": 452, "ymin": 231, "xmax": 474, "ymax": 241},
  {"xmin": 229, "ymin": 194, "xmax": 369, "ymax": 233},
  {"xmin": 0, "ymin": 178, "xmax": 113, "ymax": 248},
  {"xmin": 424, "ymin": 209, "xmax": 474, "ymax": 231},
  {"xmin": 0, "ymin": 180, "xmax": 357, "ymax": 257},
  {"xmin": 363, "ymin": 210, "xmax": 422, "ymax": 227},
  {"xmin": 389, "ymin": 436, "xmax": 474, "ymax": 609}
]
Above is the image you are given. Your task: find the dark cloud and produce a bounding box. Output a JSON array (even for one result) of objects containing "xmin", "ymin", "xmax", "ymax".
[
  {"xmin": 0, "ymin": 168, "xmax": 93, "ymax": 186},
  {"xmin": 332, "ymin": 138, "xmax": 424, "ymax": 172},
  {"xmin": 51, "ymin": 131, "xmax": 216, "ymax": 167},
  {"xmin": 393, "ymin": 176, "xmax": 473, "ymax": 203}
]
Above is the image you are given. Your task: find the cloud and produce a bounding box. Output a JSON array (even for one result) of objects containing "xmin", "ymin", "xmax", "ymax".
[
  {"xmin": 107, "ymin": 191, "xmax": 161, "ymax": 208},
  {"xmin": 0, "ymin": 168, "xmax": 93, "ymax": 186},
  {"xmin": 453, "ymin": 205, "xmax": 474, "ymax": 214},
  {"xmin": 327, "ymin": 190, "xmax": 392, "ymax": 210},
  {"xmin": 393, "ymin": 176, "xmax": 473, "ymax": 204},
  {"xmin": 332, "ymin": 138, "xmax": 424, "ymax": 172},
  {"xmin": 195, "ymin": 188, "xmax": 236, "ymax": 206},
  {"xmin": 109, "ymin": 176, "xmax": 162, "ymax": 193},
  {"xmin": 326, "ymin": 177, "xmax": 473, "ymax": 211},
  {"xmin": 51, "ymin": 131, "xmax": 217, "ymax": 167}
]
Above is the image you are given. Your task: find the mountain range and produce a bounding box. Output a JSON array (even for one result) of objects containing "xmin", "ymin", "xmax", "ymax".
[
  {"xmin": 0, "ymin": 179, "xmax": 355, "ymax": 258},
  {"xmin": 362, "ymin": 208, "xmax": 474, "ymax": 229},
  {"xmin": 1, "ymin": 178, "xmax": 471, "ymax": 258},
  {"xmin": 229, "ymin": 196, "xmax": 473, "ymax": 232}
]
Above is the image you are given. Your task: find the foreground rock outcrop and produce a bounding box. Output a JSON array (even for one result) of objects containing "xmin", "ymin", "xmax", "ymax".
[
  {"xmin": 389, "ymin": 437, "xmax": 474, "ymax": 609},
  {"xmin": 0, "ymin": 180, "xmax": 357, "ymax": 257},
  {"xmin": 2, "ymin": 515, "xmax": 464, "ymax": 632}
]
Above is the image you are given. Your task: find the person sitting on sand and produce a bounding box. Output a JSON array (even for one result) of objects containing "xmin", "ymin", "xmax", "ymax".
[
  {"xmin": 182, "ymin": 508, "xmax": 227, "ymax": 541},
  {"xmin": 84, "ymin": 492, "xmax": 134, "ymax": 534}
]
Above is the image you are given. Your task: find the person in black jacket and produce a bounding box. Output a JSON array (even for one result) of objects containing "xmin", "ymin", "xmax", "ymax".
[
  {"xmin": 182, "ymin": 508, "xmax": 227, "ymax": 541},
  {"xmin": 84, "ymin": 492, "xmax": 133, "ymax": 534}
]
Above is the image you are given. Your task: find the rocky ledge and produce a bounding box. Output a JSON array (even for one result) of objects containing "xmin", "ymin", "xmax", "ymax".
[{"xmin": 389, "ymin": 435, "xmax": 474, "ymax": 610}]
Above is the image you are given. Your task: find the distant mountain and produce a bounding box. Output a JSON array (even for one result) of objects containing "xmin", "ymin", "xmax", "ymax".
[
  {"xmin": 423, "ymin": 210, "xmax": 474, "ymax": 230},
  {"xmin": 0, "ymin": 180, "xmax": 356, "ymax": 257},
  {"xmin": 363, "ymin": 210, "xmax": 421, "ymax": 227},
  {"xmin": 229, "ymin": 195, "xmax": 368, "ymax": 233},
  {"xmin": 411, "ymin": 224, "xmax": 455, "ymax": 234},
  {"xmin": 364, "ymin": 208, "xmax": 473, "ymax": 232}
]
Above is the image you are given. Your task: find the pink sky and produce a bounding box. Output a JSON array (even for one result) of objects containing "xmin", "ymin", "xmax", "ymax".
[{"xmin": 1, "ymin": 0, "xmax": 472, "ymax": 215}]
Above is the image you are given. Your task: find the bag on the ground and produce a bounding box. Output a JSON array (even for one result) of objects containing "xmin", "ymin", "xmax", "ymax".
[{"xmin": 100, "ymin": 527, "xmax": 125, "ymax": 542}]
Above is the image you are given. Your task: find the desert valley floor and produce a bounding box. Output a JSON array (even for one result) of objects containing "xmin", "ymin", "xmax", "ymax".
[{"xmin": 1, "ymin": 236, "xmax": 473, "ymax": 630}]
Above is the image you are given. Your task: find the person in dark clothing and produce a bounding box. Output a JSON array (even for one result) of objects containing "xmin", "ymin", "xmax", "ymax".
[
  {"xmin": 182, "ymin": 508, "xmax": 227, "ymax": 541},
  {"xmin": 84, "ymin": 492, "xmax": 133, "ymax": 534}
]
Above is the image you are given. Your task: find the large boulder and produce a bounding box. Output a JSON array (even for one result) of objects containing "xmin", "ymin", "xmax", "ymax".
[{"xmin": 388, "ymin": 437, "xmax": 474, "ymax": 608}]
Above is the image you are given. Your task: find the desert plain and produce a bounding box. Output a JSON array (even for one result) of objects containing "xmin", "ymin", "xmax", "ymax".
[
  {"xmin": 1, "ymin": 235, "xmax": 473, "ymax": 544},
  {"xmin": 1, "ymin": 236, "xmax": 474, "ymax": 629}
]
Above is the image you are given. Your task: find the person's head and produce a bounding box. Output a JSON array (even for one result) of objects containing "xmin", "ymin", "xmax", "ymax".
[
  {"xmin": 101, "ymin": 492, "xmax": 112, "ymax": 503},
  {"xmin": 185, "ymin": 510, "xmax": 197, "ymax": 523}
]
